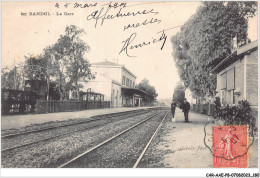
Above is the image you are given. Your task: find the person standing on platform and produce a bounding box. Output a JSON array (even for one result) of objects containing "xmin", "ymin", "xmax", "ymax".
[
  {"xmin": 171, "ymin": 100, "xmax": 177, "ymax": 122},
  {"xmin": 182, "ymin": 98, "xmax": 190, "ymax": 123}
]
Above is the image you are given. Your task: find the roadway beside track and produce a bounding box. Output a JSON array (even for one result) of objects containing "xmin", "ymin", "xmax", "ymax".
[{"xmin": 1, "ymin": 106, "xmax": 161, "ymax": 130}]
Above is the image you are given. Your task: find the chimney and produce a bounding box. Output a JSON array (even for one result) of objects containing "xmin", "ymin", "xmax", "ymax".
[{"xmin": 231, "ymin": 35, "xmax": 238, "ymax": 52}]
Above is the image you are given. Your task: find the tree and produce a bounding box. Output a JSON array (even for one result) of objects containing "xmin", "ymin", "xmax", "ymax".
[
  {"xmin": 171, "ymin": 2, "xmax": 257, "ymax": 97},
  {"xmin": 24, "ymin": 54, "xmax": 48, "ymax": 81},
  {"xmin": 52, "ymin": 25, "xmax": 95, "ymax": 100},
  {"xmin": 1, "ymin": 66, "xmax": 23, "ymax": 90},
  {"xmin": 22, "ymin": 25, "xmax": 95, "ymax": 100},
  {"xmin": 41, "ymin": 46, "xmax": 69, "ymax": 100},
  {"xmin": 137, "ymin": 78, "xmax": 158, "ymax": 102}
]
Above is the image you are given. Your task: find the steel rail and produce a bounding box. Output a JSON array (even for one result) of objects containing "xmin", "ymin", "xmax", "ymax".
[
  {"xmin": 1, "ymin": 109, "xmax": 149, "ymax": 138},
  {"xmin": 58, "ymin": 111, "xmax": 162, "ymax": 168},
  {"xmin": 133, "ymin": 110, "xmax": 169, "ymax": 168},
  {"xmin": 1, "ymin": 110, "xmax": 154, "ymax": 152}
]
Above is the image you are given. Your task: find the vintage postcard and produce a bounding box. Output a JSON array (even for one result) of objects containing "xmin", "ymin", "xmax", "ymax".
[{"xmin": 1, "ymin": 1, "xmax": 259, "ymax": 177}]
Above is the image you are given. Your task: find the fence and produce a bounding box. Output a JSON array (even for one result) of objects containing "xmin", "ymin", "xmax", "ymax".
[
  {"xmin": 86, "ymin": 101, "xmax": 110, "ymax": 109},
  {"xmin": 36, "ymin": 100, "xmax": 110, "ymax": 114},
  {"xmin": 1, "ymin": 88, "xmax": 38, "ymax": 115},
  {"xmin": 192, "ymin": 104, "xmax": 215, "ymax": 116}
]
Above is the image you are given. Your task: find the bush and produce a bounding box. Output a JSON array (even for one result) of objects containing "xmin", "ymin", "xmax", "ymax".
[
  {"xmin": 214, "ymin": 100, "xmax": 256, "ymax": 135},
  {"xmin": 213, "ymin": 97, "xmax": 221, "ymax": 118}
]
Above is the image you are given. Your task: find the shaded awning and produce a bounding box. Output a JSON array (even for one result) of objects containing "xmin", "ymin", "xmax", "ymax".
[
  {"xmin": 121, "ymin": 87, "xmax": 148, "ymax": 96},
  {"xmin": 210, "ymin": 51, "xmax": 237, "ymax": 74},
  {"xmin": 210, "ymin": 40, "xmax": 258, "ymax": 74}
]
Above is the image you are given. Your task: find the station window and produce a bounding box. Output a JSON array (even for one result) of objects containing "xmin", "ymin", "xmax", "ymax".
[
  {"xmin": 220, "ymin": 68, "xmax": 235, "ymax": 106},
  {"xmin": 221, "ymin": 90, "xmax": 226, "ymax": 105},
  {"xmin": 226, "ymin": 90, "xmax": 235, "ymax": 105},
  {"xmin": 122, "ymin": 76, "xmax": 125, "ymax": 85}
]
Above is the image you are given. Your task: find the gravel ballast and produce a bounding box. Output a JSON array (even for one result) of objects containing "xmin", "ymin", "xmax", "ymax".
[
  {"xmin": 1, "ymin": 110, "xmax": 161, "ymax": 168},
  {"xmin": 63, "ymin": 111, "xmax": 168, "ymax": 168},
  {"xmin": 1, "ymin": 110, "xmax": 151, "ymax": 150}
]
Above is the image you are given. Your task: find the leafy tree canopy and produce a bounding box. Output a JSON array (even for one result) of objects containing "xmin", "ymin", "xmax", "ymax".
[
  {"xmin": 171, "ymin": 2, "xmax": 257, "ymax": 97},
  {"xmin": 52, "ymin": 25, "xmax": 95, "ymax": 99},
  {"xmin": 53, "ymin": 25, "xmax": 94, "ymax": 89},
  {"xmin": 3, "ymin": 25, "xmax": 95, "ymax": 100},
  {"xmin": 1, "ymin": 67, "xmax": 22, "ymax": 90},
  {"xmin": 137, "ymin": 78, "xmax": 158, "ymax": 102},
  {"xmin": 24, "ymin": 54, "xmax": 48, "ymax": 81}
]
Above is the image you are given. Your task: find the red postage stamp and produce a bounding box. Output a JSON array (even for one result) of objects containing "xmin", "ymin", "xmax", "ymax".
[{"xmin": 213, "ymin": 125, "xmax": 248, "ymax": 168}]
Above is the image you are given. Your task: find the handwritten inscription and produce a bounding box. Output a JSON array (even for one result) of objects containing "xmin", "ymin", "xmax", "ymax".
[
  {"xmin": 124, "ymin": 18, "xmax": 161, "ymax": 31},
  {"xmin": 87, "ymin": 6, "xmax": 159, "ymax": 28},
  {"xmin": 74, "ymin": 2, "xmax": 98, "ymax": 8},
  {"xmin": 119, "ymin": 30, "xmax": 167, "ymax": 57},
  {"xmin": 55, "ymin": 2, "xmax": 125, "ymax": 9},
  {"xmin": 102, "ymin": 2, "xmax": 127, "ymax": 8},
  {"xmin": 51, "ymin": 2, "xmax": 169, "ymax": 58}
]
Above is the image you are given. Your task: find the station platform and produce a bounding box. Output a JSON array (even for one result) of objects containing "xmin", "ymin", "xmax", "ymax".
[{"xmin": 1, "ymin": 106, "xmax": 160, "ymax": 130}]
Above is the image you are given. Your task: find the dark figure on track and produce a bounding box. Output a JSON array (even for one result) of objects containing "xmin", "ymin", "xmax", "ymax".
[
  {"xmin": 171, "ymin": 101, "xmax": 177, "ymax": 122},
  {"xmin": 182, "ymin": 98, "xmax": 190, "ymax": 123}
]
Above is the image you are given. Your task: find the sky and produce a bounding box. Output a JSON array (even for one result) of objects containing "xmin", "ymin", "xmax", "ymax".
[{"xmin": 2, "ymin": 1, "xmax": 258, "ymax": 99}]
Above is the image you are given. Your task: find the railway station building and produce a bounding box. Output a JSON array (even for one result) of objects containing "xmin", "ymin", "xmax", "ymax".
[
  {"xmin": 79, "ymin": 60, "xmax": 147, "ymax": 108},
  {"xmin": 211, "ymin": 40, "xmax": 258, "ymax": 118}
]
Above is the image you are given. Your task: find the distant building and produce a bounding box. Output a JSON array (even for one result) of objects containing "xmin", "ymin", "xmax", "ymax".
[
  {"xmin": 211, "ymin": 40, "xmax": 258, "ymax": 117},
  {"xmin": 79, "ymin": 61, "xmax": 147, "ymax": 107}
]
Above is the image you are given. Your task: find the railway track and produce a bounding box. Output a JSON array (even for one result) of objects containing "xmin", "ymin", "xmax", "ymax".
[
  {"xmin": 2, "ymin": 108, "xmax": 158, "ymax": 138},
  {"xmin": 133, "ymin": 110, "xmax": 169, "ymax": 168},
  {"xmin": 58, "ymin": 110, "xmax": 169, "ymax": 168},
  {"xmin": 1, "ymin": 108, "xmax": 160, "ymax": 152}
]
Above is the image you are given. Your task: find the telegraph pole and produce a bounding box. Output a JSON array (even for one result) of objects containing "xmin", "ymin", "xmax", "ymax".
[
  {"xmin": 14, "ymin": 66, "xmax": 17, "ymax": 90},
  {"xmin": 46, "ymin": 66, "xmax": 50, "ymax": 113}
]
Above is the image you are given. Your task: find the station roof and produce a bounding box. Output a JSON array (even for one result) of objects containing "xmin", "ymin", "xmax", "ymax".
[
  {"xmin": 91, "ymin": 61, "xmax": 121, "ymax": 66},
  {"xmin": 91, "ymin": 60, "xmax": 137, "ymax": 78},
  {"xmin": 80, "ymin": 91, "xmax": 103, "ymax": 96},
  {"xmin": 121, "ymin": 87, "xmax": 148, "ymax": 96},
  {"xmin": 211, "ymin": 40, "xmax": 258, "ymax": 74}
]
